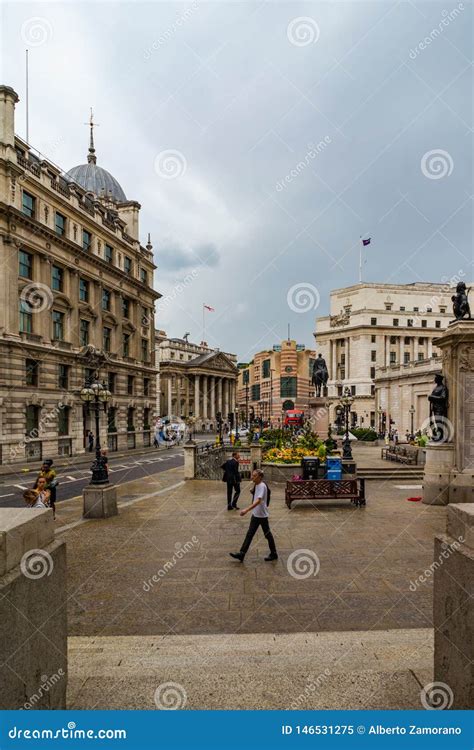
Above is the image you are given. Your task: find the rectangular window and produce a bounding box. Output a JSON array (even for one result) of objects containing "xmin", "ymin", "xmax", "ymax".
[
  {"xmin": 19, "ymin": 250, "xmax": 33, "ymax": 279},
  {"xmin": 22, "ymin": 191, "xmax": 35, "ymax": 218},
  {"xmin": 370, "ymin": 318, "xmax": 377, "ymax": 326},
  {"xmin": 84, "ymin": 367, "xmax": 95, "ymax": 384},
  {"xmin": 108, "ymin": 407, "xmax": 117, "ymax": 433},
  {"xmin": 407, "ymin": 319, "xmax": 413, "ymax": 327},
  {"xmin": 143, "ymin": 377, "xmax": 150, "ymax": 397},
  {"xmin": 339, "ymin": 368, "xmax": 345, "ymax": 380},
  {"xmin": 384, "ymin": 303, "xmax": 392, "ymax": 310},
  {"xmin": 127, "ymin": 375, "xmax": 134, "ymax": 395},
  {"xmin": 103, "ymin": 327, "xmax": 111, "ymax": 352},
  {"xmin": 52, "ymin": 310, "xmax": 64, "ymax": 341},
  {"xmin": 404, "ymin": 336, "xmax": 411, "ymax": 345},
  {"xmin": 141, "ymin": 306, "xmax": 149, "ymax": 326},
  {"xmin": 418, "ymin": 337, "xmax": 425, "ymax": 345},
  {"xmin": 400, "ymin": 306, "xmax": 405, "ymax": 311},
  {"xmin": 58, "ymin": 406, "xmax": 69, "ymax": 436},
  {"xmin": 390, "ymin": 351, "xmax": 396, "ymax": 365},
  {"xmin": 26, "ymin": 359, "xmax": 39, "ymax": 387},
  {"xmin": 124, "ymin": 256, "xmax": 132, "ymax": 274},
  {"xmin": 251, "ymin": 383, "xmax": 260, "ymax": 401},
  {"xmin": 26, "ymin": 405, "xmax": 39, "ymax": 435},
  {"xmin": 51, "ymin": 265, "xmax": 63, "ymax": 292},
  {"xmin": 123, "ymin": 333, "xmax": 130, "ymax": 357},
  {"xmin": 122, "ymin": 297, "xmax": 130, "ymax": 318},
  {"xmin": 19, "ymin": 301, "xmax": 33, "ymax": 333},
  {"xmin": 371, "ymin": 350, "xmax": 376, "ymax": 361},
  {"xmin": 435, "ymin": 320, "xmax": 441, "ymax": 328},
  {"xmin": 55, "ymin": 212, "xmax": 66, "ymax": 236},
  {"xmin": 350, "ymin": 385, "xmax": 356, "ymax": 396},
  {"xmin": 427, "ymin": 307, "xmax": 432, "ymax": 312},
  {"xmin": 308, "ymin": 358, "xmax": 316, "ymax": 377},
  {"xmin": 439, "ymin": 306, "xmax": 446, "ymax": 314},
  {"xmin": 140, "ymin": 268, "xmax": 148, "ymax": 285},
  {"xmin": 79, "ymin": 278, "xmax": 89, "ymax": 302},
  {"xmin": 421, "ymin": 320, "xmax": 427, "ymax": 328},
  {"xmin": 371, "ymin": 335, "xmax": 376, "ymax": 343},
  {"xmin": 404, "ymin": 352, "xmax": 410, "ymax": 364},
  {"xmin": 390, "ymin": 335, "xmax": 397, "ymax": 344},
  {"xmin": 58, "ymin": 364, "xmax": 69, "ymax": 389},
  {"xmin": 340, "ymin": 353, "xmax": 346, "ymax": 365},
  {"xmin": 105, "ymin": 244, "xmax": 113, "ymax": 264},
  {"xmin": 79, "ymin": 318, "xmax": 89, "ymax": 346},
  {"xmin": 143, "ymin": 407, "xmax": 151, "ymax": 430},
  {"xmin": 102, "ymin": 289, "xmax": 111, "ymax": 311},
  {"xmin": 413, "ymin": 307, "xmax": 419, "ymax": 312},
  {"xmin": 262, "ymin": 359, "xmax": 271, "ymax": 378},
  {"xmin": 82, "ymin": 229, "xmax": 92, "ymax": 252},
  {"xmin": 127, "ymin": 407, "xmax": 135, "ymax": 431},
  {"xmin": 370, "ymin": 366, "xmax": 376, "ymax": 379},
  {"xmin": 141, "ymin": 338, "xmax": 149, "ymax": 362},
  {"xmin": 393, "ymin": 318, "xmax": 399, "ymax": 327},
  {"xmin": 418, "ymin": 352, "xmax": 424, "ymax": 361},
  {"xmin": 108, "ymin": 372, "xmax": 116, "ymax": 393},
  {"xmin": 242, "ymin": 369, "xmax": 250, "ymax": 385},
  {"xmin": 280, "ymin": 376, "xmax": 297, "ymax": 398}
]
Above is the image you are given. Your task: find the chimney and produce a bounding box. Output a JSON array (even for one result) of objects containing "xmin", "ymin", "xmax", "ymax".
[{"xmin": 0, "ymin": 86, "xmax": 19, "ymax": 154}]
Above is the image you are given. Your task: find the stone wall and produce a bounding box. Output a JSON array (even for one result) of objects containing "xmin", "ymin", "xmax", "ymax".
[{"xmin": 0, "ymin": 509, "xmax": 67, "ymax": 709}]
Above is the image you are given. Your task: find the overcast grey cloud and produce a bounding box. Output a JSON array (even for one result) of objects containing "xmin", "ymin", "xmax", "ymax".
[{"xmin": 3, "ymin": 0, "xmax": 472, "ymax": 360}]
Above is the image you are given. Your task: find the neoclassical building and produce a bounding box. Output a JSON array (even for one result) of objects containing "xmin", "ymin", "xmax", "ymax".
[
  {"xmin": 155, "ymin": 331, "xmax": 238, "ymax": 431},
  {"xmin": 314, "ymin": 282, "xmax": 457, "ymax": 428},
  {"xmin": 0, "ymin": 85, "xmax": 159, "ymax": 464}
]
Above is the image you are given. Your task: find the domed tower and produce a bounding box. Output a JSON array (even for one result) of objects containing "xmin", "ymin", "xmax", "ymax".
[{"xmin": 65, "ymin": 110, "xmax": 127, "ymax": 203}]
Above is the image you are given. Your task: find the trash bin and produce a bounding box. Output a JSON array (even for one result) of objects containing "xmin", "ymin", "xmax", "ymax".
[
  {"xmin": 326, "ymin": 456, "xmax": 342, "ymax": 480},
  {"xmin": 301, "ymin": 456, "xmax": 320, "ymax": 480}
]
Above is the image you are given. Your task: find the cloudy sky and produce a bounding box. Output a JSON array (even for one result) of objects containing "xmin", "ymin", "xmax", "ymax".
[{"xmin": 3, "ymin": 1, "xmax": 473, "ymax": 361}]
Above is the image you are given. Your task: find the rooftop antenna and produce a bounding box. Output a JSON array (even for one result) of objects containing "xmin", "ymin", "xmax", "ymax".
[
  {"xmin": 25, "ymin": 49, "xmax": 29, "ymax": 143},
  {"xmin": 287, "ymin": 323, "xmax": 290, "ymax": 341}
]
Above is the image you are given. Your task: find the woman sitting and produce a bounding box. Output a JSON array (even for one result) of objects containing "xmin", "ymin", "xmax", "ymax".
[{"xmin": 23, "ymin": 476, "xmax": 51, "ymax": 510}]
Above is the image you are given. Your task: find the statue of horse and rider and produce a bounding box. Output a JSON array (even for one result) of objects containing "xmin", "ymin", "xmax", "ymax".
[{"xmin": 311, "ymin": 353, "xmax": 329, "ymax": 397}]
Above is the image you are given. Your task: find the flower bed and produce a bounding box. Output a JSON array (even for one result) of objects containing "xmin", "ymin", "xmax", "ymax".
[{"xmin": 264, "ymin": 446, "xmax": 321, "ymax": 464}]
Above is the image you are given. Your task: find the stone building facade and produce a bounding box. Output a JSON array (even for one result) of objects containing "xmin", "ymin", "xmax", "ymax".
[
  {"xmin": 374, "ymin": 356, "xmax": 442, "ymax": 436},
  {"xmin": 314, "ymin": 282, "xmax": 457, "ymax": 428},
  {"xmin": 0, "ymin": 85, "xmax": 159, "ymax": 464},
  {"xmin": 237, "ymin": 339, "xmax": 316, "ymax": 426},
  {"xmin": 155, "ymin": 331, "xmax": 238, "ymax": 432}
]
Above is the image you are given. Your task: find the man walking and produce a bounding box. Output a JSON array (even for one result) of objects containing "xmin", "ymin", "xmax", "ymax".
[
  {"xmin": 221, "ymin": 451, "xmax": 241, "ymax": 510},
  {"xmin": 229, "ymin": 469, "xmax": 278, "ymax": 562}
]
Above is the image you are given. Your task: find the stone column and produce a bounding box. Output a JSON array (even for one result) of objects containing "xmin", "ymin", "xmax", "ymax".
[
  {"xmin": 167, "ymin": 376, "xmax": 172, "ymax": 417},
  {"xmin": 194, "ymin": 374, "xmax": 200, "ymax": 418},
  {"xmin": 223, "ymin": 378, "xmax": 229, "ymax": 416},
  {"xmin": 217, "ymin": 377, "xmax": 223, "ymax": 414},
  {"xmin": 185, "ymin": 376, "xmax": 190, "ymax": 418},
  {"xmin": 202, "ymin": 375, "xmax": 208, "ymax": 419},
  {"xmin": 176, "ymin": 376, "xmax": 182, "ymax": 418},
  {"xmin": 210, "ymin": 376, "xmax": 216, "ymax": 419}
]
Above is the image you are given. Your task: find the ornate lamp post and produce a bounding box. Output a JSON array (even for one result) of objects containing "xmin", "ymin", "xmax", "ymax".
[
  {"xmin": 409, "ymin": 404, "xmax": 415, "ymax": 437},
  {"xmin": 336, "ymin": 387, "xmax": 354, "ymax": 460},
  {"xmin": 80, "ymin": 377, "xmax": 111, "ymax": 485}
]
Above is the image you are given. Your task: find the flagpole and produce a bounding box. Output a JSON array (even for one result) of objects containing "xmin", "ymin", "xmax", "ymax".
[
  {"xmin": 202, "ymin": 304, "xmax": 205, "ymax": 343},
  {"xmin": 359, "ymin": 237, "xmax": 362, "ymax": 283}
]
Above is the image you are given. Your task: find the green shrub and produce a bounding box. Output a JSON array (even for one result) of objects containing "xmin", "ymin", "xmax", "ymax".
[{"xmin": 351, "ymin": 427, "xmax": 378, "ymax": 442}]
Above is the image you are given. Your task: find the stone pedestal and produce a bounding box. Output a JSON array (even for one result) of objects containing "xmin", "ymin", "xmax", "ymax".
[
  {"xmin": 83, "ymin": 484, "xmax": 118, "ymax": 518},
  {"xmin": 433, "ymin": 503, "xmax": 474, "ymax": 709},
  {"xmin": 183, "ymin": 443, "xmax": 197, "ymax": 479},
  {"xmin": 308, "ymin": 397, "xmax": 329, "ymax": 438},
  {"xmin": 0, "ymin": 508, "xmax": 67, "ymax": 708},
  {"xmin": 422, "ymin": 444, "xmax": 454, "ymax": 506},
  {"xmin": 422, "ymin": 321, "xmax": 474, "ymax": 505}
]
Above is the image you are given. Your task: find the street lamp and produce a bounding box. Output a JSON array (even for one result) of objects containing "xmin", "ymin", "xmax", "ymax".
[
  {"xmin": 409, "ymin": 405, "xmax": 415, "ymax": 437},
  {"xmin": 336, "ymin": 387, "xmax": 354, "ymax": 460},
  {"xmin": 377, "ymin": 407, "xmax": 383, "ymax": 437},
  {"xmin": 80, "ymin": 376, "xmax": 111, "ymax": 485}
]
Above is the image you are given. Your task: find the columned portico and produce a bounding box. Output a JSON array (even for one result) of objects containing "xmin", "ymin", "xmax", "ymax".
[
  {"xmin": 223, "ymin": 378, "xmax": 229, "ymax": 416},
  {"xmin": 218, "ymin": 377, "xmax": 223, "ymax": 414},
  {"xmin": 167, "ymin": 377, "xmax": 172, "ymax": 417},
  {"xmin": 202, "ymin": 375, "xmax": 208, "ymax": 419},
  {"xmin": 194, "ymin": 374, "xmax": 200, "ymax": 418},
  {"xmin": 210, "ymin": 376, "xmax": 216, "ymax": 419}
]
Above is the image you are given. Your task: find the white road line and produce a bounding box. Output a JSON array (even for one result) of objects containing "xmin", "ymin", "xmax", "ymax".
[
  {"xmin": 67, "ymin": 476, "xmax": 76, "ymax": 481},
  {"xmin": 14, "ymin": 484, "xmax": 28, "ymax": 490},
  {"xmin": 0, "ymin": 493, "xmax": 14, "ymax": 498}
]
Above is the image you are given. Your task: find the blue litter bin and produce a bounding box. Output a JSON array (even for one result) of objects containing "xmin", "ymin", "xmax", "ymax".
[{"xmin": 326, "ymin": 457, "xmax": 342, "ymax": 480}]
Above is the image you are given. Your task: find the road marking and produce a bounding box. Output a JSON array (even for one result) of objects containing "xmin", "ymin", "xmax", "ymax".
[
  {"xmin": 67, "ymin": 476, "xmax": 76, "ymax": 481},
  {"xmin": 14, "ymin": 484, "xmax": 28, "ymax": 490},
  {"xmin": 0, "ymin": 493, "xmax": 14, "ymax": 498}
]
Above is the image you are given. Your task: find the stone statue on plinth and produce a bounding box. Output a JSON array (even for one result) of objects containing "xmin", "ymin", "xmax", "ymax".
[
  {"xmin": 312, "ymin": 353, "xmax": 329, "ymax": 398},
  {"xmin": 452, "ymin": 282, "xmax": 471, "ymax": 320},
  {"xmin": 428, "ymin": 373, "xmax": 449, "ymax": 443}
]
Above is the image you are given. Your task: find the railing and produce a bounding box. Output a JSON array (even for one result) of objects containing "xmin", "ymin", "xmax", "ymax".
[{"xmin": 50, "ymin": 178, "xmax": 71, "ymax": 198}]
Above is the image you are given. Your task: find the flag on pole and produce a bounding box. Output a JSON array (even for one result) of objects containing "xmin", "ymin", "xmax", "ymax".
[
  {"xmin": 362, "ymin": 237, "xmax": 371, "ymax": 246},
  {"xmin": 203, "ymin": 304, "xmax": 215, "ymax": 311}
]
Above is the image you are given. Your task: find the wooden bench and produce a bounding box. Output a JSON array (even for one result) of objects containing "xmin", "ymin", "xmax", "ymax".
[
  {"xmin": 285, "ymin": 478, "xmax": 366, "ymax": 509},
  {"xmin": 383, "ymin": 445, "xmax": 418, "ymax": 464}
]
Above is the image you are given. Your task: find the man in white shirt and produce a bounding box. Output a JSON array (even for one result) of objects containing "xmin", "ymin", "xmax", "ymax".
[{"xmin": 229, "ymin": 469, "xmax": 278, "ymax": 562}]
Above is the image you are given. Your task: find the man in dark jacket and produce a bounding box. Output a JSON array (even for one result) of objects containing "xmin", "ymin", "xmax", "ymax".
[{"xmin": 221, "ymin": 452, "xmax": 241, "ymax": 510}]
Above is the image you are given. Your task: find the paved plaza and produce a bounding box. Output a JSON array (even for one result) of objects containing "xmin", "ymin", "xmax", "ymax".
[{"xmin": 52, "ymin": 461, "xmax": 449, "ymax": 709}]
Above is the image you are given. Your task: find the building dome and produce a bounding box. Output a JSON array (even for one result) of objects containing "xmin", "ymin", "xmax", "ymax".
[{"xmin": 65, "ymin": 113, "xmax": 127, "ymax": 202}]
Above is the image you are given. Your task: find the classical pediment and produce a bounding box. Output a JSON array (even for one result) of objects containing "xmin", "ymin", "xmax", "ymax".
[{"xmin": 185, "ymin": 350, "xmax": 238, "ymax": 374}]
